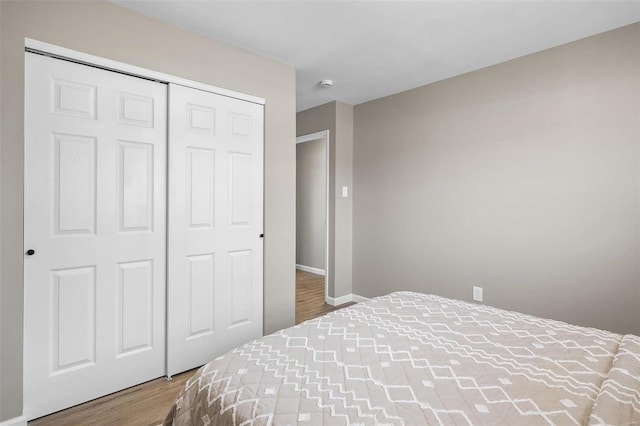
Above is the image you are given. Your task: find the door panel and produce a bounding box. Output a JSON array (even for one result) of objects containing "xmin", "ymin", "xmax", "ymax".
[
  {"xmin": 54, "ymin": 134, "xmax": 97, "ymax": 234},
  {"xmin": 229, "ymin": 153, "xmax": 253, "ymax": 226},
  {"xmin": 116, "ymin": 260, "xmax": 154, "ymax": 355},
  {"xmin": 229, "ymin": 249, "xmax": 253, "ymax": 326},
  {"xmin": 167, "ymin": 84, "xmax": 264, "ymax": 376},
  {"xmin": 186, "ymin": 253, "xmax": 216, "ymax": 337},
  {"xmin": 187, "ymin": 148, "xmax": 215, "ymax": 228},
  {"xmin": 118, "ymin": 141, "xmax": 154, "ymax": 231},
  {"xmin": 24, "ymin": 53, "xmax": 167, "ymax": 420},
  {"xmin": 51, "ymin": 266, "xmax": 97, "ymax": 372}
]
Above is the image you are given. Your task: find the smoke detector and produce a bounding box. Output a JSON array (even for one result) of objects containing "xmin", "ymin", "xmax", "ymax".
[{"xmin": 319, "ymin": 79, "xmax": 334, "ymax": 88}]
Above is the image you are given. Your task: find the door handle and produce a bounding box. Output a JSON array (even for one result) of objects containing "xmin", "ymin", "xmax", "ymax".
[
  {"xmin": 26, "ymin": 249, "xmax": 36, "ymax": 256},
  {"xmin": 259, "ymin": 234, "xmax": 264, "ymax": 238}
]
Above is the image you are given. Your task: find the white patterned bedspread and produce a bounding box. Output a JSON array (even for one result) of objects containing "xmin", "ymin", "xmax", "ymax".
[{"xmin": 164, "ymin": 292, "xmax": 640, "ymax": 425}]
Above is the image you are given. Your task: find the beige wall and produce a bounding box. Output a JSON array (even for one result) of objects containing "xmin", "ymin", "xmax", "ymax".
[
  {"xmin": 297, "ymin": 102, "xmax": 354, "ymax": 299},
  {"xmin": 353, "ymin": 23, "xmax": 640, "ymax": 336},
  {"xmin": 0, "ymin": 0, "xmax": 3, "ymax": 415},
  {"xmin": 0, "ymin": 1, "xmax": 296, "ymax": 421},
  {"xmin": 334, "ymin": 103, "xmax": 354, "ymax": 299},
  {"xmin": 296, "ymin": 139, "xmax": 327, "ymax": 270}
]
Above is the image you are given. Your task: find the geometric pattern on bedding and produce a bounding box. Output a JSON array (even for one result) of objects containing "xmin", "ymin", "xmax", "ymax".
[
  {"xmin": 588, "ymin": 333, "xmax": 640, "ymax": 425},
  {"xmin": 164, "ymin": 292, "xmax": 637, "ymax": 425}
]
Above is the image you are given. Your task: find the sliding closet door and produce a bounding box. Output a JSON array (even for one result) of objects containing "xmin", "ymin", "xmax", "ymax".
[
  {"xmin": 167, "ymin": 84, "xmax": 263, "ymax": 376},
  {"xmin": 24, "ymin": 53, "xmax": 167, "ymax": 419}
]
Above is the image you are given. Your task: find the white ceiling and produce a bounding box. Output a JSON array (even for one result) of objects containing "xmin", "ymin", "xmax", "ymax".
[{"xmin": 112, "ymin": 1, "xmax": 640, "ymax": 112}]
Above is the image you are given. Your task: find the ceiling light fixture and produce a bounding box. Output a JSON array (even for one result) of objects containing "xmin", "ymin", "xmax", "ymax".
[{"xmin": 319, "ymin": 79, "xmax": 334, "ymax": 88}]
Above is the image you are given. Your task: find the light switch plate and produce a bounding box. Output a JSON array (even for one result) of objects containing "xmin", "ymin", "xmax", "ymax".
[
  {"xmin": 473, "ymin": 286, "xmax": 483, "ymax": 302},
  {"xmin": 342, "ymin": 186, "xmax": 349, "ymax": 197}
]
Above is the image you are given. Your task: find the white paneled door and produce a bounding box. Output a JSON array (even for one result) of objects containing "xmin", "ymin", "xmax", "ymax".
[
  {"xmin": 167, "ymin": 84, "xmax": 264, "ymax": 376},
  {"xmin": 24, "ymin": 53, "xmax": 167, "ymax": 419}
]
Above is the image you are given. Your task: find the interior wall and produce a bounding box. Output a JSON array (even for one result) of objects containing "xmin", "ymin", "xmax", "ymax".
[
  {"xmin": 334, "ymin": 103, "xmax": 354, "ymax": 299},
  {"xmin": 297, "ymin": 101, "xmax": 354, "ymax": 300},
  {"xmin": 353, "ymin": 23, "xmax": 640, "ymax": 336},
  {"xmin": 0, "ymin": 1, "xmax": 296, "ymax": 421},
  {"xmin": 0, "ymin": 1, "xmax": 3, "ymax": 417},
  {"xmin": 296, "ymin": 139, "xmax": 327, "ymax": 271}
]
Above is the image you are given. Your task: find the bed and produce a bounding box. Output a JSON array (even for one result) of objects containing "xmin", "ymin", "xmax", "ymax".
[{"xmin": 164, "ymin": 291, "xmax": 640, "ymax": 425}]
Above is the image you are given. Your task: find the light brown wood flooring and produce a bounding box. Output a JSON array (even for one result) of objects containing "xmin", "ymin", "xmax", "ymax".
[
  {"xmin": 29, "ymin": 269, "xmax": 353, "ymax": 425},
  {"xmin": 29, "ymin": 369, "xmax": 194, "ymax": 425},
  {"xmin": 295, "ymin": 269, "xmax": 354, "ymax": 323}
]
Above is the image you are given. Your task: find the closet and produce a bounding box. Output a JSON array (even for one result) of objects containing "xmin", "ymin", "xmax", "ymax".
[{"xmin": 23, "ymin": 51, "xmax": 264, "ymax": 420}]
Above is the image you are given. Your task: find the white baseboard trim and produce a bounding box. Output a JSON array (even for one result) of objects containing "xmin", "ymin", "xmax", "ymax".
[
  {"xmin": 0, "ymin": 415, "xmax": 27, "ymax": 426},
  {"xmin": 326, "ymin": 294, "xmax": 351, "ymax": 306},
  {"xmin": 325, "ymin": 294, "xmax": 370, "ymax": 306},
  {"xmin": 296, "ymin": 264, "xmax": 325, "ymax": 276},
  {"xmin": 351, "ymin": 294, "xmax": 370, "ymax": 303}
]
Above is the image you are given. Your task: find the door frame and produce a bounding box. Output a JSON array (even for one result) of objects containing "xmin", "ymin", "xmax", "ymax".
[
  {"xmin": 295, "ymin": 130, "xmax": 330, "ymax": 302},
  {"xmin": 24, "ymin": 38, "xmax": 265, "ymax": 106}
]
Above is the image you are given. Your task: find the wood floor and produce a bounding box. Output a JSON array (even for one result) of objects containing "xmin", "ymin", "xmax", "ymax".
[
  {"xmin": 29, "ymin": 369, "xmax": 194, "ymax": 425},
  {"xmin": 29, "ymin": 269, "xmax": 353, "ymax": 425},
  {"xmin": 295, "ymin": 269, "xmax": 355, "ymax": 324}
]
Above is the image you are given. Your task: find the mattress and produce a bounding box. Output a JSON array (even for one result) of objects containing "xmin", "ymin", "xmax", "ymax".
[{"xmin": 164, "ymin": 292, "xmax": 640, "ymax": 425}]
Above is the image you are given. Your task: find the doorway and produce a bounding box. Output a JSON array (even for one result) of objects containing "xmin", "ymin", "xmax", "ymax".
[{"xmin": 295, "ymin": 131, "xmax": 329, "ymax": 323}]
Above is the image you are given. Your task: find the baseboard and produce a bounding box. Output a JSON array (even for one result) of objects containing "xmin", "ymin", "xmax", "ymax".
[
  {"xmin": 325, "ymin": 294, "xmax": 352, "ymax": 306},
  {"xmin": 295, "ymin": 264, "xmax": 325, "ymax": 276},
  {"xmin": 325, "ymin": 294, "xmax": 370, "ymax": 306},
  {"xmin": 351, "ymin": 294, "xmax": 370, "ymax": 303},
  {"xmin": 0, "ymin": 415, "xmax": 27, "ymax": 426}
]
